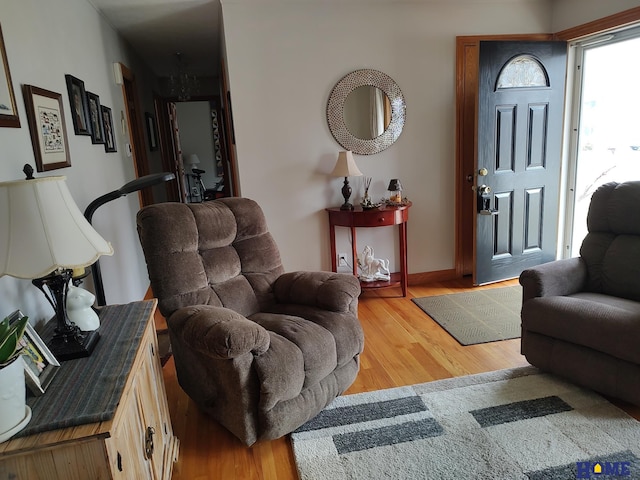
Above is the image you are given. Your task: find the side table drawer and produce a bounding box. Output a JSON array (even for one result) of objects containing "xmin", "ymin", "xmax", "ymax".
[{"xmin": 352, "ymin": 209, "xmax": 407, "ymax": 227}]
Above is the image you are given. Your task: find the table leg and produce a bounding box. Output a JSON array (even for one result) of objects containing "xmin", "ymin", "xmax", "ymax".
[
  {"xmin": 399, "ymin": 222, "xmax": 408, "ymax": 297},
  {"xmin": 351, "ymin": 226, "xmax": 358, "ymax": 276},
  {"xmin": 329, "ymin": 223, "xmax": 337, "ymax": 272}
]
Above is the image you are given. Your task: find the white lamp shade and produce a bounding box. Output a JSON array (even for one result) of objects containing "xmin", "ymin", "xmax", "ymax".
[
  {"xmin": 0, "ymin": 176, "xmax": 114, "ymax": 279},
  {"xmin": 330, "ymin": 151, "xmax": 363, "ymax": 177},
  {"xmin": 187, "ymin": 154, "xmax": 200, "ymax": 166}
]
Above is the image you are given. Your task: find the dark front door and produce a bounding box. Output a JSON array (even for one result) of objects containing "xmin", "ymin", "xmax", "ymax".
[{"xmin": 475, "ymin": 41, "xmax": 567, "ymax": 285}]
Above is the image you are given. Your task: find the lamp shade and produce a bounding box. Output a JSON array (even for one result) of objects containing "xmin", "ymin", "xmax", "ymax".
[
  {"xmin": 388, "ymin": 179, "xmax": 402, "ymax": 191},
  {"xmin": 330, "ymin": 151, "xmax": 363, "ymax": 177},
  {"xmin": 0, "ymin": 176, "xmax": 114, "ymax": 279},
  {"xmin": 187, "ymin": 154, "xmax": 200, "ymax": 166}
]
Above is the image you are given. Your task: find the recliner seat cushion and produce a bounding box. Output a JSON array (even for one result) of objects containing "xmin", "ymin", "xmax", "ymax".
[{"xmin": 522, "ymin": 292, "xmax": 640, "ymax": 364}]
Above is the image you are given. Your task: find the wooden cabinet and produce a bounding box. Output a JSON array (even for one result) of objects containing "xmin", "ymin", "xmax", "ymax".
[
  {"xmin": 0, "ymin": 300, "xmax": 179, "ymax": 480},
  {"xmin": 326, "ymin": 203, "xmax": 411, "ymax": 296}
]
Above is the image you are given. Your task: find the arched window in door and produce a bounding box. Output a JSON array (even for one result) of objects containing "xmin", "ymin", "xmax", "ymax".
[{"xmin": 496, "ymin": 55, "xmax": 549, "ymax": 89}]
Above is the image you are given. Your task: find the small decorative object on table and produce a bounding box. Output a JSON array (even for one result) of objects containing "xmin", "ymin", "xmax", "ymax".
[
  {"xmin": 0, "ymin": 311, "xmax": 30, "ymax": 441},
  {"xmin": 361, "ymin": 177, "xmax": 380, "ymax": 209},
  {"xmin": 357, "ymin": 245, "xmax": 391, "ymax": 282}
]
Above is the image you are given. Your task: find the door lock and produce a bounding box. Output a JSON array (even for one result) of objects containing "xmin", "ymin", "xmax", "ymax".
[{"xmin": 477, "ymin": 184, "xmax": 499, "ymax": 216}]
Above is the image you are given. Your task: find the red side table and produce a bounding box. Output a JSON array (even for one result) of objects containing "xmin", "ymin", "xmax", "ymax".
[{"xmin": 326, "ymin": 202, "xmax": 411, "ymax": 296}]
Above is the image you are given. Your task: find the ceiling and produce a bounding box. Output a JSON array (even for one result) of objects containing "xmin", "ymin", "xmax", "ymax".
[{"xmin": 87, "ymin": 0, "xmax": 222, "ymax": 78}]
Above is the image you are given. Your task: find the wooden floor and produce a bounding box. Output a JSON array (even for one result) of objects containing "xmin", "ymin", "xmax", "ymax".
[{"xmin": 158, "ymin": 277, "xmax": 640, "ymax": 480}]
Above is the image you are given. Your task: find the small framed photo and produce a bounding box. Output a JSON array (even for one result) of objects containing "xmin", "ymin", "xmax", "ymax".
[
  {"xmin": 23, "ymin": 84, "xmax": 71, "ymax": 172},
  {"xmin": 65, "ymin": 74, "xmax": 91, "ymax": 136},
  {"xmin": 145, "ymin": 112, "xmax": 158, "ymax": 151},
  {"xmin": 86, "ymin": 91, "xmax": 105, "ymax": 144},
  {"xmin": 0, "ymin": 24, "xmax": 19, "ymax": 128},
  {"xmin": 8, "ymin": 310, "xmax": 60, "ymax": 396},
  {"xmin": 101, "ymin": 105, "xmax": 116, "ymax": 152}
]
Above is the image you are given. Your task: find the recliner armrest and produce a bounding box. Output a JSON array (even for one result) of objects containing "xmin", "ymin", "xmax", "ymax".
[
  {"xmin": 168, "ymin": 305, "xmax": 270, "ymax": 359},
  {"xmin": 273, "ymin": 271, "xmax": 361, "ymax": 313},
  {"xmin": 519, "ymin": 257, "xmax": 587, "ymax": 301}
]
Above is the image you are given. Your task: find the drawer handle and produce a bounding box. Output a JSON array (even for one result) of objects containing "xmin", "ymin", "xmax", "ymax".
[
  {"xmin": 145, "ymin": 426, "xmax": 155, "ymax": 459},
  {"xmin": 378, "ymin": 217, "xmax": 385, "ymax": 222}
]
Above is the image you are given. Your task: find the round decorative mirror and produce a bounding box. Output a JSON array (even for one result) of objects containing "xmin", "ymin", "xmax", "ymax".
[{"xmin": 327, "ymin": 69, "xmax": 406, "ymax": 155}]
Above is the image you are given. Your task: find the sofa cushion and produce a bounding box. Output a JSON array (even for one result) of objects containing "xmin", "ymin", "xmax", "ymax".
[{"xmin": 521, "ymin": 292, "xmax": 640, "ymax": 364}]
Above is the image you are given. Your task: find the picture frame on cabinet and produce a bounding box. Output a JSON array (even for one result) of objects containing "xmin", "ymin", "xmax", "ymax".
[
  {"xmin": 8, "ymin": 310, "xmax": 60, "ymax": 397},
  {"xmin": 86, "ymin": 91, "xmax": 105, "ymax": 144},
  {"xmin": 101, "ymin": 105, "xmax": 117, "ymax": 153},
  {"xmin": 0, "ymin": 24, "xmax": 20, "ymax": 128},
  {"xmin": 65, "ymin": 74, "xmax": 92, "ymax": 136},
  {"xmin": 23, "ymin": 84, "xmax": 71, "ymax": 172},
  {"xmin": 145, "ymin": 112, "xmax": 158, "ymax": 151}
]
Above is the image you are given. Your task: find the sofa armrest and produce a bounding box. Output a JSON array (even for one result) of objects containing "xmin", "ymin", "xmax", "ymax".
[
  {"xmin": 519, "ymin": 257, "xmax": 587, "ymax": 301},
  {"xmin": 168, "ymin": 305, "xmax": 270, "ymax": 359},
  {"xmin": 273, "ymin": 271, "xmax": 361, "ymax": 313}
]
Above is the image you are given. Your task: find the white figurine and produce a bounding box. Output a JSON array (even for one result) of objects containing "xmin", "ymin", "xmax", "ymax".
[
  {"xmin": 358, "ymin": 245, "xmax": 391, "ymax": 282},
  {"xmin": 66, "ymin": 285, "xmax": 100, "ymax": 331}
]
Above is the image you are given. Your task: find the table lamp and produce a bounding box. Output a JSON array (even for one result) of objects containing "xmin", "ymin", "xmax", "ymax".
[
  {"xmin": 187, "ymin": 153, "xmax": 200, "ymax": 171},
  {"xmin": 0, "ymin": 165, "xmax": 114, "ymax": 360},
  {"xmin": 387, "ymin": 179, "xmax": 403, "ymax": 203},
  {"xmin": 331, "ymin": 151, "xmax": 363, "ymax": 210}
]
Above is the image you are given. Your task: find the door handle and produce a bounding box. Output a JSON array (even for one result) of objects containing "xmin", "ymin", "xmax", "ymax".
[{"xmin": 477, "ymin": 185, "xmax": 499, "ymax": 215}]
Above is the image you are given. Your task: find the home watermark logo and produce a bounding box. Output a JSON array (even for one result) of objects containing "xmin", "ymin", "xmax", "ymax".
[{"xmin": 576, "ymin": 461, "xmax": 631, "ymax": 478}]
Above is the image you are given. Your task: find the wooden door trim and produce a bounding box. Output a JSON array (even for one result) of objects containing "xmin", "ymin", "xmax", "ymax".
[
  {"xmin": 454, "ymin": 34, "xmax": 553, "ymax": 278},
  {"xmin": 118, "ymin": 62, "xmax": 153, "ymax": 207}
]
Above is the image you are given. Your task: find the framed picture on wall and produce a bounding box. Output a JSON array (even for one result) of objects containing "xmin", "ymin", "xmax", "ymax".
[
  {"xmin": 0, "ymin": 24, "xmax": 19, "ymax": 128},
  {"xmin": 145, "ymin": 112, "xmax": 158, "ymax": 151},
  {"xmin": 101, "ymin": 105, "xmax": 116, "ymax": 153},
  {"xmin": 23, "ymin": 84, "xmax": 71, "ymax": 172},
  {"xmin": 86, "ymin": 91, "xmax": 105, "ymax": 144},
  {"xmin": 65, "ymin": 74, "xmax": 91, "ymax": 136},
  {"xmin": 8, "ymin": 310, "xmax": 60, "ymax": 396}
]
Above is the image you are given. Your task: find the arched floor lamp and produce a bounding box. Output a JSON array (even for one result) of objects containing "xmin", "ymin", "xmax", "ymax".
[{"xmin": 83, "ymin": 172, "xmax": 176, "ymax": 306}]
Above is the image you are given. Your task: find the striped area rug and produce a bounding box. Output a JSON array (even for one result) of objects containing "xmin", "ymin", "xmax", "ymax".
[
  {"xmin": 291, "ymin": 367, "xmax": 640, "ymax": 480},
  {"xmin": 411, "ymin": 286, "xmax": 522, "ymax": 345}
]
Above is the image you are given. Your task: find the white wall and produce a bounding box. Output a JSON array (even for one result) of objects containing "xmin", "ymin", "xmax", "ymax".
[
  {"xmin": 552, "ymin": 0, "xmax": 640, "ymax": 32},
  {"xmin": 0, "ymin": 0, "xmax": 157, "ymax": 323},
  {"xmin": 221, "ymin": 1, "xmax": 553, "ymax": 274}
]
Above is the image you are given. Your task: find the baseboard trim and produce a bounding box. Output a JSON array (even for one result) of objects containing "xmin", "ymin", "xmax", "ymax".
[{"xmin": 408, "ymin": 269, "xmax": 458, "ymax": 285}]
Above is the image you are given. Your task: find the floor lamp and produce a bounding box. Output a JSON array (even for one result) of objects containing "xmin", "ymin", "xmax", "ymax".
[{"xmin": 83, "ymin": 172, "xmax": 176, "ymax": 306}]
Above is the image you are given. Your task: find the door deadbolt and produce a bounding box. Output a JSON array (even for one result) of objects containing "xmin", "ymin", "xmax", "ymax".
[{"xmin": 478, "ymin": 168, "xmax": 488, "ymax": 176}]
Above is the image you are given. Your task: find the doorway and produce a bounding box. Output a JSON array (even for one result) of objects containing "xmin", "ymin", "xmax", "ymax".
[{"xmin": 564, "ymin": 26, "xmax": 640, "ymax": 257}]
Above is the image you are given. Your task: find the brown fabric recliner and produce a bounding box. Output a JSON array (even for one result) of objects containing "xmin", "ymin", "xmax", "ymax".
[
  {"xmin": 520, "ymin": 181, "xmax": 640, "ymax": 405},
  {"xmin": 136, "ymin": 198, "xmax": 364, "ymax": 445}
]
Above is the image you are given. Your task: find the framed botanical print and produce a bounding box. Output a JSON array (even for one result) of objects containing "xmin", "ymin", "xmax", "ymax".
[
  {"xmin": 23, "ymin": 85, "xmax": 71, "ymax": 172},
  {"xmin": 65, "ymin": 74, "xmax": 91, "ymax": 136},
  {"xmin": 86, "ymin": 91, "xmax": 105, "ymax": 144},
  {"xmin": 0, "ymin": 24, "xmax": 20, "ymax": 128},
  {"xmin": 101, "ymin": 105, "xmax": 116, "ymax": 152}
]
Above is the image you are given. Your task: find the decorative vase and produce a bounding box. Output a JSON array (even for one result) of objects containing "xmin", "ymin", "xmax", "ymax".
[{"xmin": 0, "ymin": 355, "xmax": 31, "ymax": 442}]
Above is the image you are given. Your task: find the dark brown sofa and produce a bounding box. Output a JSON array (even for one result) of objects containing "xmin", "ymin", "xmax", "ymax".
[
  {"xmin": 136, "ymin": 198, "xmax": 364, "ymax": 445},
  {"xmin": 520, "ymin": 181, "xmax": 640, "ymax": 405}
]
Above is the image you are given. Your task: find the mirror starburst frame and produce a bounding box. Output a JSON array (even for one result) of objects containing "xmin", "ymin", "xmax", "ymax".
[{"xmin": 327, "ymin": 69, "xmax": 406, "ymax": 155}]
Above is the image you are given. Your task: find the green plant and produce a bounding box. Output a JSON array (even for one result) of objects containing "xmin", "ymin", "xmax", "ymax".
[{"xmin": 0, "ymin": 314, "xmax": 28, "ymax": 366}]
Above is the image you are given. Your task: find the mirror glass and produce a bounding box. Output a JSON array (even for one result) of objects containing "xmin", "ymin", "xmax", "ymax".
[
  {"xmin": 343, "ymin": 86, "xmax": 391, "ymax": 140},
  {"xmin": 327, "ymin": 69, "xmax": 405, "ymax": 155}
]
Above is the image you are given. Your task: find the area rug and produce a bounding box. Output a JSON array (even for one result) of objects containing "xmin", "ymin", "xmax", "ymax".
[
  {"xmin": 411, "ymin": 286, "xmax": 522, "ymax": 345},
  {"xmin": 291, "ymin": 367, "xmax": 640, "ymax": 480}
]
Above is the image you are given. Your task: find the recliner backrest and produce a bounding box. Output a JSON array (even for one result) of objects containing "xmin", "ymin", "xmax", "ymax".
[
  {"xmin": 137, "ymin": 198, "xmax": 285, "ymax": 319},
  {"xmin": 580, "ymin": 181, "xmax": 640, "ymax": 301}
]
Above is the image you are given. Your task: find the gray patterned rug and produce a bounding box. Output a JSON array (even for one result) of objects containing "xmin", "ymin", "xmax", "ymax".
[
  {"xmin": 411, "ymin": 286, "xmax": 522, "ymax": 345},
  {"xmin": 291, "ymin": 367, "xmax": 640, "ymax": 480}
]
